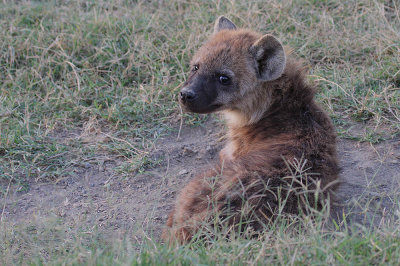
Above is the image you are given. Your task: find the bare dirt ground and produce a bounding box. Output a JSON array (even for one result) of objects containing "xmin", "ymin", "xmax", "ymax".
[{"xmin": 2, "ymin": 119, "xmax": 400, "ymax": 243}]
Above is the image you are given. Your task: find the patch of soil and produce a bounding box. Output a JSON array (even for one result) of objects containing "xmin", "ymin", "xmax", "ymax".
[
  {"xmin": 332, "ymin": 137, "xmax": 400, "ymax": 226},
  {"xmin": 1, "ymin": 119, "xmax": 400, "ymax": 242}
]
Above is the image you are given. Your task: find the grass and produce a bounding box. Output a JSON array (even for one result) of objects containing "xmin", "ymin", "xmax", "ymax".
[
  {"xmin": 5, "ymin": 222, "xmax": 400, "ymax": 265},
  {"xmin": 0, "ymin": 0, "xmax": 399, "ymax": 264},
  {"xmin": 1, "ymin": 0, "xmax": 399, "ymax": 185},
  {"xmin": 1, "ymin": 171, "xmax": 400, "ymax": 265}
]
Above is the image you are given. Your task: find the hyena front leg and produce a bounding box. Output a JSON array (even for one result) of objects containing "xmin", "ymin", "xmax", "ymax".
[{"xmin": 162, "ymin": 169, "xmax": 225, "ymax": 244}]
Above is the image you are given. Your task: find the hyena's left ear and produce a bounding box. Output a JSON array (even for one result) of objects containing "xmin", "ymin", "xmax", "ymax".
[
  {"xmin": 214, "ymin": 16, "xmax": 237, "ymax": 34},
  {"xmin": 249, "ymin": 34, "xmax": 286, "ymax": 81}
]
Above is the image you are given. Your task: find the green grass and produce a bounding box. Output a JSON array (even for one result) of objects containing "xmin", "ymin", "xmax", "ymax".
[
  {"xmin": 2, "ymin": 197, "xmax": 400, "ymax": 265},
  {"xmin": 1, "ymin": 0, "xmax": 399, "ymax": 185},
  {"xmin": 1, "ymin": 0, "xmax": 400, "ymax": 264}
]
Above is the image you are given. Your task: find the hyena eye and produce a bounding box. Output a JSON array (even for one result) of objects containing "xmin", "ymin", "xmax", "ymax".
[
  {"xmin": 219, "ymin": 75, "xmax": 231, "ymax": 85},
  {"xmin": 192, "ymin": 64, "xmax": 199, "ymax": 72}
]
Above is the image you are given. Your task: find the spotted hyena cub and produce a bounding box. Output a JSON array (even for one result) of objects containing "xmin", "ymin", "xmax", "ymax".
[{"xmin": 163, "ymin": 16, "xmax": 339, "ymax": 243}]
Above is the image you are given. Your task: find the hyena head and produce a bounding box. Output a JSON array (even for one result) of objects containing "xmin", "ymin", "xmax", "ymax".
[{"xmin": 179, "ymin": 16, "xmax": 286, "ymax": 120}]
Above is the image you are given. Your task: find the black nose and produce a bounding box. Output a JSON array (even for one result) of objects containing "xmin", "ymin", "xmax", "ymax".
[{"xmin": 180, "ymin": 90, "xmax": 196, "ymax": 103}]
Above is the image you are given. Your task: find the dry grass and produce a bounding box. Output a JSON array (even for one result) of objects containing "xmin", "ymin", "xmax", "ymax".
[
  {"xmin": 1, "ymin": 0, "xmax": 399, "ymax": 184},
  {"xmin": 0, "ymin": 0, "xmax": 400, "ymax": 264}
]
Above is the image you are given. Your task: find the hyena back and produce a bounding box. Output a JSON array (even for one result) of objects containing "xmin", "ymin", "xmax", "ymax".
[{"xmin": 163, "ymin": 16, "xmax": 339, "ymax": 243}]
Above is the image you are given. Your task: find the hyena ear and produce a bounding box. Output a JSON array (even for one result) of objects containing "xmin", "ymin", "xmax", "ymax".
[
  {"xmin": 249, "ymin": 34, "xmax": 286, "ymax": 81},
  {"xmin": 214, "ymin": 16, "xmax": 237, "ymax": 34}
]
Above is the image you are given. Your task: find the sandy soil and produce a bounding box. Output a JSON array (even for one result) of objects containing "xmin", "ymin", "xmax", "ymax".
[{"xmin": 2, "ymin": 119, "xmax": 400, "ymax": 242}]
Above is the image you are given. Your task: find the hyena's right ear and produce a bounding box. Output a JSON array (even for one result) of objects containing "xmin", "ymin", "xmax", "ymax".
[
  {"xmin": 249, "ymin": 34, "xmax": 286, "ymax": 81},
  {"xmin": 214, "ymin": 16, "xmax": 237, "ymax": 34}
]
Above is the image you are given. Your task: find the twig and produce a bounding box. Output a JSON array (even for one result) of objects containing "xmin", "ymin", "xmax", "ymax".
[
  {"xmin": 66, "ymin": 61, "xmax": 81, "ymax": 92},
  {"xmin": 177, "ymin": 104, "xmax": 184, "ymax": 140},
  {"xmin": 383, "ymin": 85, "xmax": 400, "ymax": 123},
  {"xmin": 101, "ymin": 132, "xmax": 144, "ymax": 154},
  {"xmin": 1, "ymin": 176, "xmax": 13, "ymax": 224}
]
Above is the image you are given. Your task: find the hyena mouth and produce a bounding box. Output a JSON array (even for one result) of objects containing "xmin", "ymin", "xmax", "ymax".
[{"xmin": 180, "ymin": 101, "xmax": 223, "ymax": 114}]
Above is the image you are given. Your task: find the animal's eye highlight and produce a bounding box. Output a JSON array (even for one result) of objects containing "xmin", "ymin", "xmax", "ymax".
[
  {"xmin": 192, "ymin": 64, "xmax": 199, "ymax": 72},
  {"xmin": 219, "ymin": 75, "xmax": 230, "ymax": 85}
]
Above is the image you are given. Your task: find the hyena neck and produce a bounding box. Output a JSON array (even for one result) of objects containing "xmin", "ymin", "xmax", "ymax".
[
  {"xmin": 222, "ymin": 84, "xmax": 274, "ymax": 129},
  {"xmin": 220, "ymin": 59, "xmax": 316, "ymax": 161},
  {"xmin": 223, "ymin": 58, "xmax": 312, "ymax": 129}
]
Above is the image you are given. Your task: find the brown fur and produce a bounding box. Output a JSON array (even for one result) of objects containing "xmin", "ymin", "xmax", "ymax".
[{"xmin": 163, "ymin": 17, "xmax": 339, "ymax": 244}]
